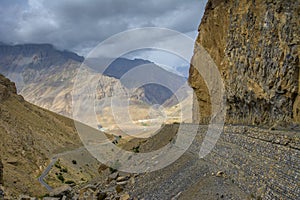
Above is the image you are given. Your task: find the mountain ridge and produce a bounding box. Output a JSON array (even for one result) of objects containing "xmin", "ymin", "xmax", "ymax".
[
  {"xmin": 0, "ymin": 43, "xmax": 188, "ymax": 117},
  {"xmin": 0, "ymin": 74, "xmax": 84, "ymax": 196}
]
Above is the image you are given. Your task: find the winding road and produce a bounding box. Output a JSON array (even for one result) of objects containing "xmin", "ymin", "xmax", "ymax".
[
  {"xmin": 37, "ymin": 147, "xmax": 85, "ymax": 191},
  {"xmin": 38, "ymin": 157, "xmax": 58, "ymax": 191}
]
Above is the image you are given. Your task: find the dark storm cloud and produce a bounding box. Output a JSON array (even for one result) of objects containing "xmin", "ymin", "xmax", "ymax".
[{"xmin": 0, "ymin": 0, "xmax": 207, "ymax": 55}]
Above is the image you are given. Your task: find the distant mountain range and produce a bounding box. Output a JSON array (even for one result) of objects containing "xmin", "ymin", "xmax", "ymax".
[{"xmin": 0, "ymin": 43, "xmax": 188, "ymax": 117}]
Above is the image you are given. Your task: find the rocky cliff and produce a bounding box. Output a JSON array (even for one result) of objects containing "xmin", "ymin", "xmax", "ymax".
[
  {"xmin": 0, "ymin": 74, "xmax": 18, "ymax": 102},
  {"xmin": 189, "ymin": 0, "xmax": 300, "ymax": 126},
  {"xmin": 187, "ymin": 1, "xmax": 300, "ymax": 199}
]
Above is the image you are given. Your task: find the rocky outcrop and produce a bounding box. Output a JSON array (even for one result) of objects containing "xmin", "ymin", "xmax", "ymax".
[
  {"xmin": 189, "ymin": 0, "xmax": 300, "ymax": 126},
  {"xmin": 0, "ymin": 74, "xmax": 17, "ymax": 101}
]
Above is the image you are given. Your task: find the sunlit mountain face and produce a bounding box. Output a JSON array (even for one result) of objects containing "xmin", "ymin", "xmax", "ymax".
[{"xmin": 0, "ymin": 42, "xmax": 193, "ymax": 139}]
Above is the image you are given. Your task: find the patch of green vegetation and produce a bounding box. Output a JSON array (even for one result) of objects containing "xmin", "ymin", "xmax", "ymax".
[
  {"xmin": 112, "ymin": 140, "xmax": 118, "ymax": 145},
  {"xmin": 60, "ymin": 168, "xmax": 68, "ymax": 173},
  {"xmin": 141, "ymin": 122, "xmax": 148, "ymax": 126},
  {"xmin": 112, "ymin": 135, "xmax": 122, "ymax": 145},
  {"xmin": 72, "ymin": 160, "xmax": 77, "ymax": 165},
  {"xmin": 132, "ymin": 145, "xmax": 140, "ymax": 153},
  {"xmin": 65, "ymin": 180, "xmax": 75, "ymax": 185},
  {"xmin": 109, "ymin": 167, "xmax": 117, "ymax": 174},
  {"xmin": 54, "ymin": 160, "xmax": 61, "ymax": 169},
  {"xmin": 57, "ymin": 174, "xmax": 65, "ymax": 183}
]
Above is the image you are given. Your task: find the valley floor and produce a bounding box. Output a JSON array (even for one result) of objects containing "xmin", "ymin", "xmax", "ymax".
[{"xmin": 50, "ymin": 124, "xmax": 299, "ymax": 200}]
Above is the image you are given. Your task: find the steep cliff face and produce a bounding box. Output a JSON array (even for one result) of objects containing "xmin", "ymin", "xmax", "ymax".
[
  {"xmin": 0, "ymin": 75, "xmax": 18, "ymax": 102},
  {"xmin": 189, "ymin": 0, "xmax": 300, "ymax": 126}
]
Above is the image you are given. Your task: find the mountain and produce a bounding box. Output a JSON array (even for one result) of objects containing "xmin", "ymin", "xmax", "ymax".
[
  {"xmin": 0, "ymin": 43, "xmax": 84, "ymax": 116},
  {"xmin": 0, "ymin": 43, "xmax": 187, "ymax": 118},
  {"xmin": 103, "ymin": 58, "xmax": 186, "ymax": 105},
  {"xmin": 104, "ymin": 58, "xmax": 171, "ymax": 105},
  {"xmin": 82, "ymin": 57, "xmax": 187, "ymax": 105},
  {"xmin": 0, "ymin": 74, "xmax": 82, "ymax": 196},
  {"xmin": 189, "ymin": 0, "xmax": 300, "ymax": 126},
  {"xmin": 102, "ymin": 57, "xmax": 152, "ymax": 79}
]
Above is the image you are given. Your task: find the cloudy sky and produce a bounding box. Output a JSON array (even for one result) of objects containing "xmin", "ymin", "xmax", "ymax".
[{"xmin": 0, "ymin": 0, "xmax": 207, "ymax": 55}]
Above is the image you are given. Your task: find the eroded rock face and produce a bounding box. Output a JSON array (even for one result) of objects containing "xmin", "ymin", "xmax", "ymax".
[
  {"xmin": 0, "ymin": 74, "xmax": 17, "ymax": 101},
  {"xmin": 189, "ymin": 0, "xmax": 300, "ymax": 126}
]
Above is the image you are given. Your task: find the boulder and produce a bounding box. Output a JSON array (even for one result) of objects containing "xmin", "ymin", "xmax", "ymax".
[
  {"xmin": 96, "ymin": 192, "xmax": 107, "ymax": 200},
  {"xmin": 49, "ymin": 185, "xmax": 72, "ymax": 197},
  {"xmin": 18, "ymin": 195, "xmax": 37, "ymax": 200},
  {"xmin": 108, "ymin": 172, "xmax": 119, "ymax": 182},
  {"xmin": 116, "ymin": 176, "xmax": 129, "ymax": 182},
  {"xmin": 120, "ymin": 193, "xmax": 130, "ymax": 200},
  {"xmin": 115, "ymin": 185, "xmax": 124, "ymax": 193},
  {"xmin": 116, "ymin": 181, "xmax": 128, "ymax": 186},
  {"xmin": 216, "ymin": 171, "xmax": 224, "ymax": 177}
]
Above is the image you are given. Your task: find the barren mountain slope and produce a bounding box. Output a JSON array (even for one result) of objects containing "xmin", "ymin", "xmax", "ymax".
[{"xmin": 0, "ymin": 74, "xmax": 82, "ymax": 196}]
